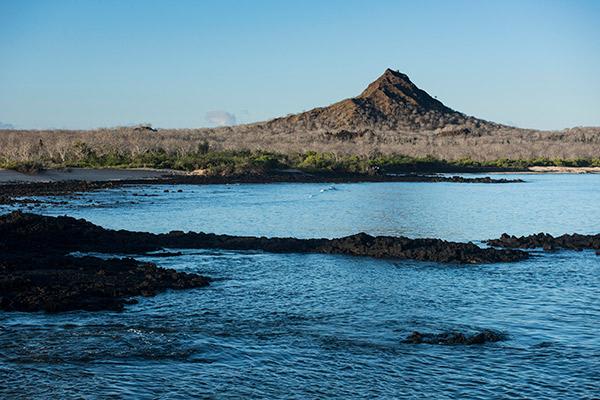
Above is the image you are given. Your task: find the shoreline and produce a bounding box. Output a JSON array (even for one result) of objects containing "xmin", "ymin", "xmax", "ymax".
[
  {"xmin": 0, "ymin": 212, "xmax": 529, "ymax": 312},
  {"xmin": 0, "ymin": 168, "xmax": 523, "ymax": 205},
  {"xmin": 527, "ymin": 166, "xmax": 600, "ymax": 174},
  {"xmin": 0, "ymin": 166, "xmax": 526, "ymax": 185},
  {"xmin": 0, "ymin": 167, "xmax": 183, "ymax": 183},
  {"xmin": 4, "ymin": 212, "xmax": 599, "ymax": 313},
  {"xmin": 1, "ymin": 164, "xmax": 598, "ymax": 186}
]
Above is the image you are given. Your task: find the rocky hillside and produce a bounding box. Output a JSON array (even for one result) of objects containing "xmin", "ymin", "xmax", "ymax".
[{"xmin": 258, "ymin": 68, "xmax": 504, "ymax": 134}]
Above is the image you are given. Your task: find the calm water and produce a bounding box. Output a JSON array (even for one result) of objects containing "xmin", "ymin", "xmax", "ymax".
[{"xmin": 1, "ymin": 174, "xmax": 599, "ymax": 399}]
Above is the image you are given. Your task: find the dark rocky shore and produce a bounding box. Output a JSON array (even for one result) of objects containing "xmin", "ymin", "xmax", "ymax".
[
  {"xmin": 0, "ymin": 211, "xmax": 212, "ymax": 312},
  {"xmin": 151, "ymin": 172, "xmax": 524, "ymax": 185},
  {"xmin": 0, "ymin": 180, "xmax": 121, "ymax": 205},
  {"xmin": 0, "ymin": 212, "xmax": 529, "ymax": 313},
  {"xmin": 0, "ymin": 253, "xmax": 209, "ymax": 312},
  {"xmin": 0, "ymin": 173, "xmax": 523, "ymax": 205},
  {"xmin": 487, "ymin": 232, "xmax": 600, "ymax": 251},
  {"xmin": 1, "ymin": 212, "xmax": 529, "ymax": 264}
]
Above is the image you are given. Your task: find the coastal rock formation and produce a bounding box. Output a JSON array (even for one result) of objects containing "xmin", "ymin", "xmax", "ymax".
[
  {"xmin": 404, "ymin": 329, "xmax": 506, "ymax": 345},
  {"xmin": 487, "ymin": 232, "xmax": 600, "ymax": 251},
  {"xmin": 319, "ymin": 233, "xmax": 527, "ymax": 263},
  {"xmin": 0, "ymin": 212, "xmax": 528, "ymax": 264},
  {"xmin": 385, "ymin": 175, "xmax": 523, "ymax": 184},
  {"xmin": 0, "ymin": 253, "xmax": 209, "ymax": 312},
  {"xmin": 0, "ymin": 211, "xmax": 211, "ymax": 312},
  {"xmin": 0, "ymin": 180, "xmax": 121, "ymax": 205},
  {"xmin": 0, "ymin": 212, "xmax": 532, "ymax": 312}
]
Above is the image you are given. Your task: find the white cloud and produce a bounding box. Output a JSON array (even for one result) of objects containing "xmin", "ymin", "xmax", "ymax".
[
  {"xmin": 0, "ymin": 121, "xmax": 15, "ymax": 129},
  {"xmin": 205, "ymin": 111, "xmax": 236, "ymax": 127}
]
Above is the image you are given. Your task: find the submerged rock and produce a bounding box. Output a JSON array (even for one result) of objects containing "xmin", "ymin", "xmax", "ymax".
[
  {"xmin": 404, "ymin": 329, "xmax": 506, "ymax": 345},
  {"xmin": 487, "ymin": 232, "xmax": 600, "ymax": 251}
]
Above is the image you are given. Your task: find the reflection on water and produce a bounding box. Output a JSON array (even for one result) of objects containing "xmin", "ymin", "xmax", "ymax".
[{"xmin": 1, "ymin": 175, "xmax": 599, "ymax": 398}]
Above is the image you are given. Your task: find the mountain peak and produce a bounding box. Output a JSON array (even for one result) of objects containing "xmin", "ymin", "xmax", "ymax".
[
  {"xmin": 382, "ymin": 68, "xmax": 410, "ymax": 80},
  {"xmin": 263, "ymin": 68, "xmax": 475, "ymax": 132},
  {"xmin": 360, "ymin": 69, "xmax": 412, "ymax": 94},
  {"xmin": 358, "ymin": 69, "xmax": 452, "ymax": 114}
]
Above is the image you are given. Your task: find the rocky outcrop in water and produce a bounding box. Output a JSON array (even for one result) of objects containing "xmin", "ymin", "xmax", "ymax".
[
  {"xmin": 0, "ymin": 253, "xmax": 209, "ymax": 312},
  {"xmin": 404, "ymin": 329, "xmax": 506, "ymax": 345},
  {"xmin": 0, "ymin": 212, "xmax": 529, "ymax": 264},
  {"xmin": 0, "ymin": 211, "xmax": 211, "ymax": 312},
  {"xmin": 0, "ymin": 212, "xmax": 531, "ymax": 313},
  {"xmin": 319, "ymin": 233, "xmax": 528, "ymax": 263},
  {"xmin": 487, "ymin": 232, "xmax": 600, "ymax": 251},
  {"xmin": 387, "ymin": 175, "xmax": 522, "ymax": 183}
]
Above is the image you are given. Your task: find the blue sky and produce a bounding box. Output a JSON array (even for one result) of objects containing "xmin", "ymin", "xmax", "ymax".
[{"xmin": 1, "ymin": 0, "xmax": 599, "ymax": 130}]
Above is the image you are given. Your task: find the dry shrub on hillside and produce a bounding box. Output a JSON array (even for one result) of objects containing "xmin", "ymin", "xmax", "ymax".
[{"xmin": 1, "ymin": 125, "xmax": 599, "ymax": 167}]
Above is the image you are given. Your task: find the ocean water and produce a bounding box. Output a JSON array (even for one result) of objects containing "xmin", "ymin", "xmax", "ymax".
[{"xmin": 1, "ymin": 174, "xmax": 599, "ymax": 399}]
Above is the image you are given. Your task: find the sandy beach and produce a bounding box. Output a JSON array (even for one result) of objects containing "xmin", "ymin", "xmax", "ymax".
[{"xmin": 527, "ymin": 166, "xmax": 600, "ymax": 174}]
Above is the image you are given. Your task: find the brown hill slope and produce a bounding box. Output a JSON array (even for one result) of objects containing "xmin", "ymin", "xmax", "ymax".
[{"xmin": 260, "ymin": 68, "xmax": 502, "ymax": 133}]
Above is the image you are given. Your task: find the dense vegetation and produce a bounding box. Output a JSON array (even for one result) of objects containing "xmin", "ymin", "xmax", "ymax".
[{"xmin": 2, "ymin": 137, "xmax": 600, "ymax": 176}]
